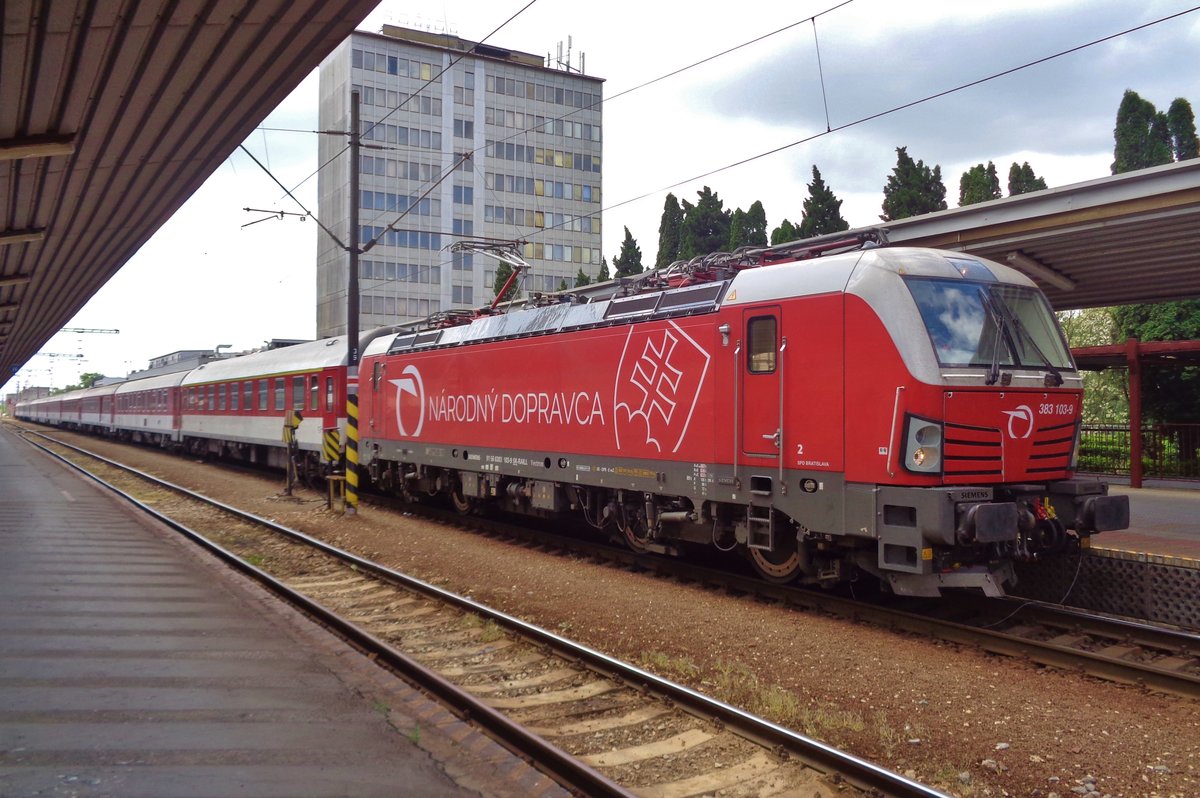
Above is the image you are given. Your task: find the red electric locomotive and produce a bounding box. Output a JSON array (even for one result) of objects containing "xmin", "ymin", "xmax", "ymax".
[{"xmin": 358, "ymin": 237, "xmax": 1128, "ymax": 596}]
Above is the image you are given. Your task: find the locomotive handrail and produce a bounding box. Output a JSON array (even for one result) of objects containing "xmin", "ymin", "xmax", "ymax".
[
  {"xmin": 779, "ymin": 336, "xmax": 788, "ymax": 492},
  {"xmin": 732, "ymin": 339, "xmax": 742, "ymax": 486},
  {"xmin": 887, "ymin": 386, "xmax": 905, "ymax": 478}
]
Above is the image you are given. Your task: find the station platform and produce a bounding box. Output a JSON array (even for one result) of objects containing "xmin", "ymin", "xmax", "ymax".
[
  {"xmin": 1089, "ymin": 484, "xmax": 1200, "ymax": 568},
  {"xmin": 0, "ymin": 426, "xmax": 562, "ymax": 797}
]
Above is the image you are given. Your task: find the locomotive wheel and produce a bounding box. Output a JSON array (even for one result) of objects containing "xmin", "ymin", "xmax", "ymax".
[
  {"xmin": 450, "ymin": 483, "xmax": 476, "ymax": 515},
  {"xmin": 748, "ymin": 537, "xmax": 803, "ymax": 584},
  {"xmin": 621, "ymin": 519, "xmax": 652, "ymax": 554}
]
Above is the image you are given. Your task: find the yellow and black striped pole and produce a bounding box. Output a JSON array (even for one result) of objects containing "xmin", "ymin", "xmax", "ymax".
[
  {"xmin": 345, "ymin": 89, "xmax": 362, "ymax": 517},
  {"xmin": 344, "ymin": 385, "xmax": 360, "ymax": 515}
]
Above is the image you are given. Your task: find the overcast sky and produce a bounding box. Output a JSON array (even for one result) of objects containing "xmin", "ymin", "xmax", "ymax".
[{"xmin": 8, "ymin": 0, "xmax": 1200, "ymax": 395}]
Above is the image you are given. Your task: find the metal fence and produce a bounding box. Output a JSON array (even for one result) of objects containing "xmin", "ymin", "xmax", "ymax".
[{"xmin": 1079, "ymin": 423, "xmax": 1200, "ymax": 480}]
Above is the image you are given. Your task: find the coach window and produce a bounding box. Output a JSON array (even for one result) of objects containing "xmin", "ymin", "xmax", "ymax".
[
  {"xmin": 274, "ymin": 378, "xmax": 285, "ymax": 411},
  {"xmin": 207, "ymin": 385, "xmax": 215, "ymax": 411},
  {"xmin": 325, "ymin": 377, "xmax": 334, "ymax": 410},
  {"xmin": 218, "ymin": 384, "xmax": 227, "ymax": 411},
  {"xmin": 292, "ymin": 376, "xmax": 305, "ymax": 409},
  {"xmin": 230, "ymin": 382, "xmax": 239, "ymax": 411},
  {"xmin": 310, "ymin": 376, "xmax": 319, "ymax": 411},
  {"xmin": 747, "ymin": 316, "xmax": 777, "ymax": 373},
  {"xmin": 258, "ymin": 379, "xmax": 268, "ymax": 410},
  {"xmin": 243, "ymin": 381, "xmax": 253, "ymax": 411}
]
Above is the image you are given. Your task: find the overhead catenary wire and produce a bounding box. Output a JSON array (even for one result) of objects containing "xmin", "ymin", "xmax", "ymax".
[
  {"xmin": 530, "ymin": 3, "xmax": 1200, "ymax": 239},
  {"xmin": 246, "ymin": 3, "xmax": 1200, "ymax": 306}
]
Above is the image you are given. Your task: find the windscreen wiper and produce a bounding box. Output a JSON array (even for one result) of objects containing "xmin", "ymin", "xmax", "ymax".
[
  {"xmin": 979, "ymin": 291, "xmax": 1008, "ymax": 386},
  {"xmin": 1008, "ymin": 312, "xmax": 1065, "ymax": 387}
]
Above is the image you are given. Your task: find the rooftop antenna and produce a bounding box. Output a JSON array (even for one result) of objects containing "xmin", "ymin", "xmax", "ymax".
[{"xmin": 553, "ymin": 37, "xmax": 584, "ymax": 74}]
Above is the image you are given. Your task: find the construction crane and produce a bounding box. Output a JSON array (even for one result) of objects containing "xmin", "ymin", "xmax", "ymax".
[{"xmin": 61, "ymin": 327, "xmax": 119, "ymax": 334}]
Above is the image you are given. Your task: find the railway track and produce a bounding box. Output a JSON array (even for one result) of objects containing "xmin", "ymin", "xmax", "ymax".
[
  {"xmin": 21, "ymin": 429, "xmax": 951, "ymax": 798},
  {"xmin": 367, "ymin": 485, "xmax": 1200, "ymax": 700}
]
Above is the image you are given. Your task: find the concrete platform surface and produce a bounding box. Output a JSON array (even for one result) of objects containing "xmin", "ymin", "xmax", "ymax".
[
  {"xmin": 1093, "ymin": 485, "xmax": 1200, "ymax": 565},
  {"xmin": 0, "ymin": 427, "xmax": 501, "ymax": 797}
]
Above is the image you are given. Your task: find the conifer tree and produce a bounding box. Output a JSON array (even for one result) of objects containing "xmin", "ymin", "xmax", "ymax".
[
  {"xmin": 492, "ymin": 262, "xmax": 519, "ymax": 302},
  {"xmin": 880, "ymin": 147, "xmax": 947, "ymax": 221},
  {"xmin": 655, "ymin": 193, "xmax": 684, "ymax": 268},
  {"xmin": 770, "ymin": 219, "xmax": 799, "ymax": 245},
  {"xmin": 728, "ymin": 208, "xmax": 749, "ymax": 251},
  {"xmin": 596, "ymin": 257, "xmax": 611, "ymax": 282},
  {"xmin": 1007, "ymin": 162, "xmax": 1048, "ymax": 196},
  {"xmin": 958, "ymin": 162, "xmax": 1002, "ymax": 206},
  {"xmin": 743, "ymin": 200, "xmax": 768, "ymax": 246},
  {"xmin": 799, "ymin": 166, "xmax": 849, "ymax": 236},
  {"xmin": 1111, "ymin": 89, "xmax": 1173, "ymax": 174},
  {"xmin": 679, "ymin": 186, "xmax": 732, "ymax": 258},
  {"xmin": 613, "ymin": 227, "xmax": 644, "ymax": 277},
  {"xmin": 1167, "ymin": 97, "xmax": 1200, "ymax": 161},
  {"xmin": 574, "ymin": 267, "xmax": 591, "ymax": 287},
  {"xmin": 1110, "ymin": 90, "xmax": 1200, "ymax": 422}
]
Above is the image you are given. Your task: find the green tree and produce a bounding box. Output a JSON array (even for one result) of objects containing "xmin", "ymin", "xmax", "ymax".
[
  {"xmin": 880, "ymin": 146, "xmax": 947, "ymax": 221},
  {"xmin": 1007, "ymin": 162, "xmax": 1048, "ymax": 196},
  {"xmin": 799, "ymin": 166, "xmax": 849, "ymax": 236},
  {"xmin": 613, "ymin": 226, "xmax": 644, "ymax": 277},
  {"xmin": 57, "ymin": 372, "xmax": 105, "ymax": 393},
  {"xmin": 1111, "ymin": 89, "xmax": 1173, "ymax": 174},
  {"xmin": 558, "ymin": 277, "xmax": 568, "ymax": 291},
  {"xmin": 679, "ymin": 186, "xmax": 732, "ymax": 259},
  {"xmin": 492, "ymin": 262, "xmax": 519, "ymax": 303},
  {"xmin": 574, "ymin": 267, "xmax": 591, "ymax": 287},
  {"xmin": 655, "ymin": 193, "xmax": 684, "ymax": 268},
  {"xmin": 596, "ymin": 257, "xmax": 611, "ymax": 282},
  {"xmin": 1167, "ymin": 97, "xmax": 1200, "ymax": 161},
  {"xmin": 727, "ymin": 200, "xmax": 768, "ymax": 249},
  {"xmin": 958, "ymin": 161, "xmax": 1002, "ymax": 206},
  {"xmin": 1113, "ymin": 302, "xmax": 1200, "ymax": 422},
  {"xmin": 728, "ymin": 208, "xmax": 749, "ymax": 250},
  {"xmin": 1110, "ymin": 90, "xmax": 1200, "ymax": 423},
  {"xmin": 770, "ymin": 218, "xmax": 799, "ymax": 245},
  {"xmin": 743, "ymin": 200, "xmax": 769, "ymax": 246},
  {"xmin": 1058, "ymin": 308, "xmax": 1127, "ymax": 424}
]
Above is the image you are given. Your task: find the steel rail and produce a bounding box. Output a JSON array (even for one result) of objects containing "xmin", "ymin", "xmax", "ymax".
[
  {"xmin": 23, "ymin": 429, "xmax": 952, "ymax": 798},
  {"xmin": 380, "ymin": 494, "xmax": 1200, "ymax": 700}
]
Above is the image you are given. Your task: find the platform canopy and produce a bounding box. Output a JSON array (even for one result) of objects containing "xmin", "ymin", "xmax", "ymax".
[
  {"xmin": 881, "ymin": 159, "xmax": 1200, "ymax": 311},
  {"xmin": 0, "ymin": 0, "xmax": 379, "ymax": 383}
]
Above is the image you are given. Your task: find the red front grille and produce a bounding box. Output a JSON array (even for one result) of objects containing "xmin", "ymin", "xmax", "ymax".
[
  {"xmin": 943, "ymin": 419, "xmax": 1074, "ymax": 483},
  {"xmin": 943, "ymin": 421, "xmax": 1002, "ymax": 479}
]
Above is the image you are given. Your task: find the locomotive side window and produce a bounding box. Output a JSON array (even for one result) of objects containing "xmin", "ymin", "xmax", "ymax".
[{"xmin": 747, "ymin": 316, "xmax": 777, "ymax": 373}]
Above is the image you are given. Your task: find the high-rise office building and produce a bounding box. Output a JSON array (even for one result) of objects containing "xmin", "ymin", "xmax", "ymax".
[{"xmin": 316, "ymin": 25, "xmax": 604, "ymax": 337}]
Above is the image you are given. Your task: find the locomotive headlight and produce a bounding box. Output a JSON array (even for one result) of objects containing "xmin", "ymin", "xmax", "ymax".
[{"xmin": 903, "ymin": 416, "xmax": 943, "ymax": 474}]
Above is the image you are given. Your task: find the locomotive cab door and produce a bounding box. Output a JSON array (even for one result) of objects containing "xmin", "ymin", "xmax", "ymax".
[{"xmin": 739, "ymin": 308, "xmax": 784, "ymax": 461}]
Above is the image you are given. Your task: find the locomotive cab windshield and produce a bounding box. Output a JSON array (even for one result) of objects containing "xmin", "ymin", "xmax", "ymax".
[{"xmin": 904, "ymin": 276, "xmax": 1073, "ymax": 382}]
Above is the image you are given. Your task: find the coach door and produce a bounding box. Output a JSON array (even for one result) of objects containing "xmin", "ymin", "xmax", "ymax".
[{"xmin": 739, "ymin": 308, "xmax": 784, "ymax": 460}]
